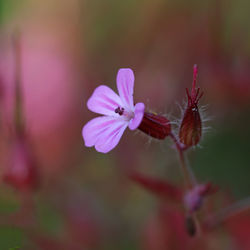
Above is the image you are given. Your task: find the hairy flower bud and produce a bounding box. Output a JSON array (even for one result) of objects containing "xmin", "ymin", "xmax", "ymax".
[
  {"xmin": 138, "ymin": 112, "xmax": 171, "ymax": 139},
  {"xmin": 179, "ymin": 65, "xmax": 203, "ymax": 147}
]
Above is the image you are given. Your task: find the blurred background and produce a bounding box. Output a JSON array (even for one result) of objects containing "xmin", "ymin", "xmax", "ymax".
[{"xmin": 0, "ymin": 0, "xmax": 250, "ymax": 249}]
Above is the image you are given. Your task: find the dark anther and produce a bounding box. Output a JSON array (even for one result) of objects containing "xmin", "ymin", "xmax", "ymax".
[{"xmin": 115, "ymin": 107, "xmax": 124, "ymax": 116}]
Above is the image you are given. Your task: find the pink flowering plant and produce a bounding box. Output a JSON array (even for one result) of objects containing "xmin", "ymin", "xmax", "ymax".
[
  {"xmin": 82, "ymin": 65, "xmax": 250, "ymax": 241},
  {"xmin": 82, "ymin": 68, "xmax": 171, "ymax": 153},
  {"xmin": 1, "ymin": 34, "xmax": 250, "ymax": 248}
]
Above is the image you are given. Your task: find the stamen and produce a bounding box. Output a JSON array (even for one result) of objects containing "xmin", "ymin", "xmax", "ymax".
[{"xmin": 114, "ymin": 107, "xmax": 124, "ymax": 116}]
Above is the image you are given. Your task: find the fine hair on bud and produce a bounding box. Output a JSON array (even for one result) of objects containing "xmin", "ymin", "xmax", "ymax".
[{"xmin": 179, "ymin": 65, "xmax": 203, "ymax": 148}]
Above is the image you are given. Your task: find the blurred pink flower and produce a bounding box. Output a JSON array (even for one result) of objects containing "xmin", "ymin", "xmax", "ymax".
[
  {"xmin": 0, "ymin": 29, "xmax": 82, "ymax": 173},
  {"xmin": 0, "ymin": 31, "xmax": 77, "ymax": 135},
  {"xmin": 82, "ymin": 68, "xmax": 145, "ymax": 153}
]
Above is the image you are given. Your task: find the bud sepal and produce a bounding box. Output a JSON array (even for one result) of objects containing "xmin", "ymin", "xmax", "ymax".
[
  {"xmin": 138, "ymin": 112, "xmax": 171, "ymax": 140},
  {"xmin": 179, "ymin": 65, "xmax": 203, "ymax": 147}
]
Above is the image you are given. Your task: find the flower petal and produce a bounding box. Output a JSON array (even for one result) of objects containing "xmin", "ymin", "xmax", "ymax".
[
  {"xmin": 82, "ymin": 116, "xmax": 121, "ymax": 147},
  {"xmin": 116, "ymin": 68, "xmax": 135, "ymax": 110},
  {"xmin": 87, "ymin": 85, "xmax": 122, "ymax": 116},
  {"xmin": 129, "ymin": 102, "xmax": 145, "ymax": 130},
  {"xmin": 95, "ymin": 120, "xmax": 128, "ymax": 153}
]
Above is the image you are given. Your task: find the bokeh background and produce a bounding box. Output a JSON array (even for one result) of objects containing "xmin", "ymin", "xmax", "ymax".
[{"xmin": 0, "ymin": 0, "xmax": 250, "ymax": 249}]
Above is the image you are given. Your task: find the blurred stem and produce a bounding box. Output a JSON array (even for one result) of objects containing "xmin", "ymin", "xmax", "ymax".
[
  {"xmin": 193, "ymin": 213, "xmax": 202, "ymax": 236},
  {"xmin": 169, "ymin": 132, "xmax": 201, "ymax": 236},
  {"xmin": 169, "ymin": 132, "xmax": 197, "ymax": 189},
  {"xmin": 13, "ymin": 31, "xmax": 24, "ymax": 134},
  {"xmin": 205, "ymin": 196, "xmax": 250, "ymax": 228}
]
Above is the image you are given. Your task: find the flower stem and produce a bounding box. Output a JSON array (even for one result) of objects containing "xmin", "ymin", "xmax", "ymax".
[
  {"xmin": 169, "ymin": 132, "xmax": 197, "ymax": 189},
  {"xmin": 191, "ymin": 64, "xmax": 198, "ymax": 99},
  {"xmin": 169, "ymin": 132, "xmax": 201, "ymax": 236},
  {"xmin": 13, "ymin": 31, "xmax": 24, "ymax": 135}
]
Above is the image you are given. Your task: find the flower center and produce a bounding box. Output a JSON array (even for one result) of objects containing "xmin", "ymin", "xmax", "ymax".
[
  {"xmin": 114, "ymin": 106, "xmax": 134, "ymax": 120},
  {"xmin": 115, "ymin": 107, "xmax": 124, "ymax": 116}
]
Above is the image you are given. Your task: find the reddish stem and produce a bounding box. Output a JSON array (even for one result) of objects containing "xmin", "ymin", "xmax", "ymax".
[
  {"xmin": 169, "ymin": 132, "xmax": 201, "ymax": 236},
  {"xmin": 13, "ymin": 31, "xmax": 24, "ymax": 134},
  {"xmin": 191, "ymin": 64, "xmax": 198, "ymax": 100},
  {"xmin": 169, "ymin": 132, "xmax": 196, "ymax": 189}
]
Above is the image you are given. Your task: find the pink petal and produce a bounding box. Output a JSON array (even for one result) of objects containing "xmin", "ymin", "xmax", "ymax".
[
  {"xmin": 87, "ymin": 85, "xmax": 122, "ymax": 116},
  {"xmin": 129, "ymin": 102, "xmax": 145, "ymax": 130},
  {"xmin": 95, "ymin": 120, "xmax": 128, "ymax": 153},
  {"xmin": 82, "ymin": 116, "xmax": 120, "ymax": 147},
  {"xmin": 116, "ymin": 68, "xmax": 135, "ymax": 110},
  {"xmin": 82, "ymin": 116, "xmax": 128, "ymax": 153}
]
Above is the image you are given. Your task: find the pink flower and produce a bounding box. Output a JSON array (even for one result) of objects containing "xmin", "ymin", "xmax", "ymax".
[{"xmin": 82, "ymin": 68, "xmax": 145, "ymax": 153}]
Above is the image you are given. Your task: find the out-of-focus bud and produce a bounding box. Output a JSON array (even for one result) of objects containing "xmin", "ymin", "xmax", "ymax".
[
  {"xmin": 185, "ymin": 216, "xmax": 196, "ymax": 237},
  {"xmin": 2, "ymin": 33, "xmax": 40, "ymax": 191},
  {"xmin": 184, "ymin": 183, "xmax": 218, "ymax": 214},
  {"xmin": 138, "ymin": 112, "xmax": 171, "ymax": 139},
  {"xmin": 179, "ymin": 65, "xmax": 203, "ymax": 147},
  {"xmin": 3, "ymin": 34, "xmax": 39, "ymax": 191},
  {"xmin": 3, "ymin": 134, "xmax": 39, "ymax": 192}
]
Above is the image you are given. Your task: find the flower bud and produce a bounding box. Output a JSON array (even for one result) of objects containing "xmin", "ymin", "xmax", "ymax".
[
  {"xmin": 179, "ymin": 65, "xmax": 203, "ymax": 147},
  {"xmin": 3, "ymin": 34, "xmax": 39, "ymax": 192},
  {"xmin": 179, "ymin": 105, "xmax": 202, "ymax": 147},
  {"xmin": 185, "ymin": 216, "xmax": 196, "ymax": 237},
  {"xmin": 3, "ymin": 134, "xmax": 39, "ymax": 191},
  {"xmin": 138, "ymin": 112, "xmax": 171, "ymax": 139},
  {"xmin": 184, "ymin": 185, "xmax": 204, "ymax": 213},
  {"xmin": 184, "ymin": 183, "xmax": 218, "ymax": 213}
]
